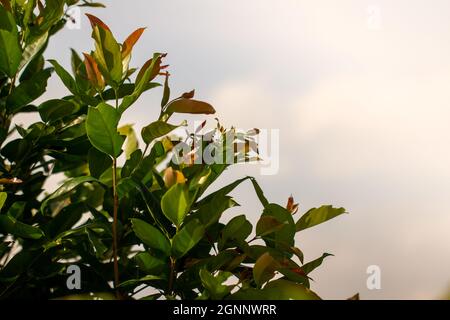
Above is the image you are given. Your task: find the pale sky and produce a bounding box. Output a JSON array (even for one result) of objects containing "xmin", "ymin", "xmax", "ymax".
[{"xmin": 31, "ymin": 0, "xmax": 450, "ymax": 299}]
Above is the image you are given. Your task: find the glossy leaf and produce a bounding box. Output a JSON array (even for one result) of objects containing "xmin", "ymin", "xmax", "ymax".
[
  {"xmin": 83, "ymin": 52, "xmax": 105, "ymax": 90},
  {"xmin": 119, "ymin": 53, "xmax": 164, "ymax": 113},
  {"xmin": 172, "ymin": 219, "xmax": 205, "ymax": 258},
  {"xmin": 253, "ymin": 252, "xmax": 278, "ymax": 287},
  {"xmin": 256, "ymin": 215, "xmax": 285, "ymax": 237},
  {"xmin": 18, "ymin": 31, "xmax": 48, "ymax": 73},
  {"xmin": 86, "ymin": 102, "xmax": 124, "ymax": 157},
  {"xmin": 38, "ymin": 99, "xmax": 78, "ymax": 123},
  {"xmin": 199, "ymin": 269, "xmax": 233, "ymax": 300},
  {"xmin": 131, "ymin": 218, "xmax": 171, "ymax": 256},
  {"xmin": 135, "ymin": 252, "xmax": 166, "ymax": 274},
  {"xmin": 296, "ymin": 205, "xmax": 347, "ymax": 231},
  {"xmin": 0, "ymin": 215, "xmax": 44, "ymax": 239},
  {"xmin": 0, "ymin": 4, "xmax": 21, "ymax": 76},
  {"xmin": 86, "ymin": 14, "xmax": 122, "ymax": 85},
  {"xmin": 88, "ymin": 148, "xmax": 112, "ymax": 179},
  {"xmin": 302, "ymin": 253, "xmax": 333, "ymax": 275},
  {"xmin": 48, "ymin": 59, "xmax": 79, "ymax": 96},
  {"xmin": 6, "ymin": 68, "xmax": 52, "ymax": 113},
  {"xmin": 161, "ymin": 183, "xmax": 190, "ymax": 228},
  {"xmin": 218, "ymin": 215, "xmax": 252, "ymax": 250},
  {"xmin": 141, "ymin": 121, "xmax": 180, "ymax": 145},
  {"xmin": 0, "ymin": 192, "xmax": 6, "ymax": 209},
  {"xmin": 41, "ymin": 176, "xmax": 98, "ymax": 213}
]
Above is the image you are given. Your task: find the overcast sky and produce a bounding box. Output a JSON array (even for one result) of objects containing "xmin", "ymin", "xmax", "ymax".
[{"xmin": 33, "ymin": 0, "xmax": 450, "ymax": 299}]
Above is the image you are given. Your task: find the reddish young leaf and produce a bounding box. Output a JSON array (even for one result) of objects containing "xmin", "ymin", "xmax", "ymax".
[
  {"xmin": 181, "ymin": 89, "xmax": 195, "ymax": 99},
  {"xmin": 85, "ymin": 13, "xmax": 110, "ymax": 31},
  {"xmin": 135, "ymin": 53, "xmax": 166, "ymax": 84},
  {"xmin": 122, "ymin": 27, "xmax": 146, "ymax": 59},
  {"xmin": 286, "ymin": 195, "xmax": 299, "ymax": 214},
  {"xmin": 83, "ymin": 53, "xmax": 105, "ymax": 90}
]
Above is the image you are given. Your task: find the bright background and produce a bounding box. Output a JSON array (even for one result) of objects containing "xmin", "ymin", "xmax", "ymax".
[{"xmin": 32, "ymin": 0, "xmax": 450, "ymax": 299}]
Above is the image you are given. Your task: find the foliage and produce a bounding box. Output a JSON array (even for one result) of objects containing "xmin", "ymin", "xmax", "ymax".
[{"xmin": 0, "ymin": 0, "xmax": 348, "ymax": 300}]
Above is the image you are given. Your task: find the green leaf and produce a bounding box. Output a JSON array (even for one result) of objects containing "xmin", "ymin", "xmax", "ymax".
[
  {"xmin": 172, "ymin": 219, "xmax": 205, "ymax": 258},
  {"xmin": 18, "ymin": 31, "xmax": 48, "ymax": 72},
  {"xmin": 250, "ymin": 178, "xmax": 269, "ymax": 207},
  {"xmin": 256, "ymin": 215, "xmax": 285, "ymax": 237},
  {"xmin": 188, "ymin": 195, "xmax": 237, "ymax": 228},
  {"xmin": 231, "ymin": 279, "xmax": 320, "ymax": 300},
  {"xmin": 161, "ymin": 183, "xmax": 190, "ymax": 228},
  {"xmin": 6, "ymin": 68, "xmax": 52, "ymax": 113},
  {"xmin": 101, "ymin": 82, "xmax": 160, "ymax": 101},
  {"xmin": 88, "ymin": 148, "xmax": 112, "ymax": 179},
  {"xmin": 0, "ymin": 214, "xmax": 44, "ymax": 239},
  {"xmin": 48, "ymin": 59, "xmax": 78, "ymax": 96},
  {"xmin": 38, "ymin": 99, "xmax": 79, "ymax": 123},
  {"xmin": 117, "ymin": 275, "xmax": 163, "ymax": 288},
  {"xmin": 135, "ymin": 252, "xmax": 166, "ymax": 274},
  {"xmin": 141, "ymin": 121, "xmax": 180, "ymax": 145},
  {"xmin": 218, "ymin": 215, "xmax": 252, "ymax": 250},
  {"xmin": 296, "ymin": 205, "xmax": 347, "ymax": 231},
  {"xmin": 86, "ymin": 228, "xmax": 108, "ymax": 258},
  {"xmin": 119, "ymin": 53, "xmax": 163, "ymax": 113},
  {"xmin": 253, "ymin": 252, "xmax": 278, "ymax": 287},
  {"xmin": 199, "ymin": 269, "xmax": 233, "ymax": 300},
  {"xmin": 131, "ymin": 218, "xmax": 171, "ymax": 256},
  {"xmin": 45, "ymin": 203, "xmax": 85, "ymax": 239},
  {"xmin": 0, "ymin": 192, "xmax": 7, "ymax": 210},
  {"xmin": 302, "ymin": 253, "xmax": 333, "ymax": 275},
  {"xmin": 86, "ymin": 102, "xmax": 125, "ymax": 157},
  {"xmin": 19, "ymin": 54, "xmax": 44, "ymax": 83},
  {"xmin": 161, "ymin": 72, "xmax": 170, "ymax": 107},
  {"xmin": 261, "ymin": 204, "xmax": 296, "ymax": 250},
  {"xmin": 28, "ymin": 0, "xmax": 65, "ymax": 41},
  {"xmin": 0, "ymin": 4, "xmax": 21, "ymax": 77},
  {"xmin": 165, "ymin": 98, "xmax": 215, "ymax": 115},
  {"xmin": 41, "ymin": 176, "xmax": 97, "ymax": 213},
  {"xmin": 87, "ymin": 14, "xmax": 122, "ymax": 85}
]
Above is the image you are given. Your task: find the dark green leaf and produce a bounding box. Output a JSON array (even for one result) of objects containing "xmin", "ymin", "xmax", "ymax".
[
  {"xmin": 41, "ymin": 176, "xmax": 97, "ymax": 213},
  {"xmin": 0, "ymin": 214, "xmax": 44, "ymax": 239},
  {"xmin": 131, "ymin": 218, "xmax": 171, "ymax": 256},
  {"xmin": 38, "ymin": 99, "xmax": 79, "ymax": 123},
  {"xmin": 172, "ymin": 219, "xmax": 205, "ymax": 258},
  {"xmin": 218, "ymin": 215, "xmax": 252, "ymax": 250},
  {"xmin": 302, "ymin": 253, "xmax": 333, "ymax": 275},
  {"xmin": 88, "ymin": 148, "xmax": 112, "ymax": 179},
  {"xmin": 6, "ymin": 68, "xmax": 52, "ymax": 113}
]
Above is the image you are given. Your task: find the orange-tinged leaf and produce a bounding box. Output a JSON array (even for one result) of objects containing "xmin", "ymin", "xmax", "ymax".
[
  {"xmin": 286, "ymin": 195, "xmax": 299, "ymax": 214},
  {"xmin": 135, "ymin": 54, "xmax": 166, "ymax": 84},
  {"xmin": 163, "ymin": 167, "xmax": 186, "ymax": 188},
  {"xmin": 85, "ymin": 13, "xmax": 110, "ymax": 31},
  {"xmin": 122, "ymin": 27, "xmax": 146, "ymax": 59},
  {"xmin": 181, "ymin": 90, "xmax": 195, "ymax": 99},
  {"xmin": 83, "ymin": 53, "xmax": 104, "ymax": 90},
  {"xmin": 0, "ymin": 177, "xmax": 22, "ymax": 184},
  {"xmin": 0, "ymin": 0, "xmax": 12, "ymax": 11}
]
